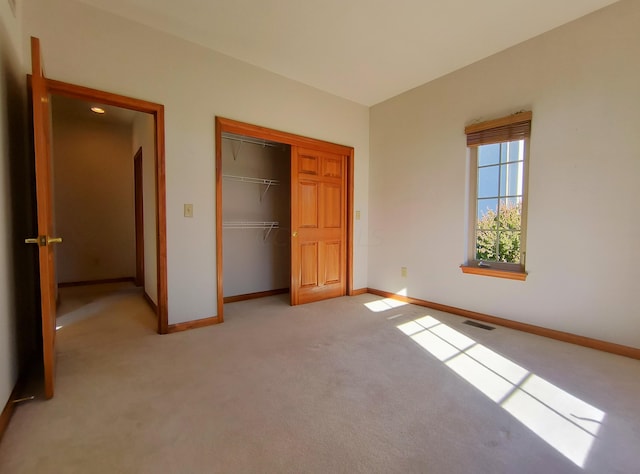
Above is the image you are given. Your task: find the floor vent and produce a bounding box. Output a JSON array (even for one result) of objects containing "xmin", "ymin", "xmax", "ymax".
[{"xmin": 463, "ymin": 320, "xmax": 495, "ymax": 331}]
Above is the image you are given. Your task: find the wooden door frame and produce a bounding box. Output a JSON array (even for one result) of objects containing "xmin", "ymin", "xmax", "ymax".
[
  {"xmin": 133, "ymin": 147, "xmax": 144, "ymax": 287},
  {"xmin": 47, "ymin": 79, "xmax": 169, "ymax": 334},
  {"xmin": 215, "ymin": 117, "xmax": 355, "ymax": 321}
]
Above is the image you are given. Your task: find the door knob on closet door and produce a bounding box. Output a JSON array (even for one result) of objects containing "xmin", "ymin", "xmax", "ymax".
[{"xmin": 292, "ymin": 231, "xmax": 298, "ymax": 237}]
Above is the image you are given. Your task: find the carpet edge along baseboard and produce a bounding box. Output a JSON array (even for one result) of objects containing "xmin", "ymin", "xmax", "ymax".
[{"xmin": 366, "ymin": 288, "xmax": 640, "ymax": 360}]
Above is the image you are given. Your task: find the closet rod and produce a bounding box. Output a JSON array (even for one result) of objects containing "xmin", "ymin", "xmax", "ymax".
[{"xmin": 222, "ymin": 133, "xmax": 284, "ymax": 149}]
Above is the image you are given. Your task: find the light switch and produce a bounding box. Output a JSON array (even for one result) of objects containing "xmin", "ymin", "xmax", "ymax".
[
  {"xmin": 184, "ymin": 204, "xmax": 193, "ymax": 217},
  {"xmin": 355, "ymin": 210, "xmax": 361, "ymax": 220}
]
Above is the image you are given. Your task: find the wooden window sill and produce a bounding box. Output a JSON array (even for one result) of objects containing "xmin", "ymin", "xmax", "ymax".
[{"xmin": 460, "ymin": 265, "xmax": 527, "ymax": 281}]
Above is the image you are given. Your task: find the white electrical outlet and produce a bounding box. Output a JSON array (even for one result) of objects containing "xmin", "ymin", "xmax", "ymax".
[
  {"xmin": 401, "ymin": 267, "xmax": 407, "ymax": 278},
  {"xmin": 184, "ymin": 204, "xmax": 193, "ymax": 217}
]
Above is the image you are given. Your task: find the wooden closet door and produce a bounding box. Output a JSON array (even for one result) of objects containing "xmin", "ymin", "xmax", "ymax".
[{"xmin": 290, "ymin": 146, "xmax": 346, "ymax": 305}]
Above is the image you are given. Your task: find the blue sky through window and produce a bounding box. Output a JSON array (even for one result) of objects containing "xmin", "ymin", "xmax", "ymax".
[{"xmin": 477, "ymin": 140, "xmax": 524, "ymax": 214}]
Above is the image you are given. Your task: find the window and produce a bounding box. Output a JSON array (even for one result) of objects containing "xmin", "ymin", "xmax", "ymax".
[{"xmin": 461, "ymin": 111, "xmax": 531, "ymax": 280}]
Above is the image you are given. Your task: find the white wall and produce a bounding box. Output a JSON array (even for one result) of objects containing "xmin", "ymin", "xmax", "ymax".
[
  {"xmin": 0, "ymin": 0, "xmax": 20, "ymax": 417},
  {"xmin": 0, "ymin": 0, "xmax": 34, "ymax": 415},
  {"xmin": 369, "ymin": 0, "xmax": 640, "ymax": 348},
  {"xmin": 222, "ymin": 138, "xmax": 290, "ymax": 297},
  {"xmin": 132, "ymin": 112, "xmax": 157, "ymax": 304},
  {"xmin": 23, "ymin": 0, "xmax": 370, "ymax": 324},
  {"xmin": 52, "ymin": 114, "xmax": 135, "ymax": 283}
]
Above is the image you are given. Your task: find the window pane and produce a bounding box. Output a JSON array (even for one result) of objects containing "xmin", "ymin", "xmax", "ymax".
[
  {"xmin": 499, "ymin": 162, "xmax": 523, "ymax": 197},
  {"xmin": 478, "ymin": 143, "xmax": 500, "ymax": 166},
  {"xmin": 503, "ymin": 196, "xmax": 522, "ymax": 209},
  {"xmin": 477, "ymin": 198, "xmax": 497, "ymax": 223},
  {"xmin": 498, "ymin": 199, "xmax": 522, "ymax": 231},
  {"xmin": 497, "ymin": 231, "xmax": 521, "ymax": 263},
  {"xmin": 478, "ymin": 166, "xmax": 499, "ymax": 198},
  {"xmin": 499, "ymin": 143, "xmax": 508, "ymax": 163},
  {"xmin": 476, "ymin": 230, "xmax": 498, "ymax": 261},
  {"xmin": 503, "ymin": 140, "xmax": 524, "ymax": 163}
]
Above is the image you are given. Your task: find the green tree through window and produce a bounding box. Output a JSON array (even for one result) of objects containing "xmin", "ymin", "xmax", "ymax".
[{"xmin": 476, "ymin": 200, "xmax": 521, "ymax": 263}]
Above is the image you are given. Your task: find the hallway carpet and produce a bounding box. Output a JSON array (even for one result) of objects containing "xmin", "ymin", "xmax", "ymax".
[{"xmin": 0, "ymin": 286, "xmax": 638, "ymax": 473}]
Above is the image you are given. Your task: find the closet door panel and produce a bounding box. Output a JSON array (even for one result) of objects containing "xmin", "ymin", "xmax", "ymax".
[
  {"xmin": 323, "ymin": 183, "xmax": 342, "ymax": 229},
  {"xmin": 300, "ymin": 242, "xmax": 318, "ymax": 287},
  {"xmin": 299, "ymin": 181, "xmax": 318, "ymax": 228},
  {"xmin": 299, "ymin": 152, "xmax": 319, "ymax": 175},
  {"xmin": 323, "ymin": 241, "xmax": 341, "ymax": 285},
  {"xmin": 323, "ymin": 156, "xmax": 342, "ymax": 178}
]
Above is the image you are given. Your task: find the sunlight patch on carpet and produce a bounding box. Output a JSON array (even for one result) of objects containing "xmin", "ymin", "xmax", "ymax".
[
  {"xmin": 364, "ymin": 297, "xmax": 408, "ymax": 313},
  {"xmin": 397, "ymin": 316, "xmax": 605, "ymax": 468}
]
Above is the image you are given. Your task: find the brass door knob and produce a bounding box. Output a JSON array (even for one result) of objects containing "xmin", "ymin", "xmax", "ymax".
[{"xmin": 24, "ymin": 236, "xmax": 63, "ymax": 246}]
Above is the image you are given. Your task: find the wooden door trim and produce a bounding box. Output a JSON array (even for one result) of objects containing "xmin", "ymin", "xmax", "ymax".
[
  {"xmin": 347, "ymin": 148, "xmax": 355, "ymax": 297},
  {"xmin": 217, "ymin": 117, "xmax": 353, "ymax": 155},
  {"xmin": 46, "ymin": 79, "xmax": 169, "ymax": 334},
  {"xmin": 215, "ymin": 119, "xmax": 224, "ymax": 321},
  {"xmin": 215, "ymin": 117, "xmax": 355, "ymax": 320}
]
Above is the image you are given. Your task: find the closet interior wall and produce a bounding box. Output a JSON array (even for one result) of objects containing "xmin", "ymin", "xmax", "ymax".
[{"xmin": 222, "ymin": 136, "xmax": 291, "ymax": 298}]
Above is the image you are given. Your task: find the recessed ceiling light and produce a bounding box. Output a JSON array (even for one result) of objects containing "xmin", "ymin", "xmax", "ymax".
[{"xmin": 90, "ymin": 107, "xmax": 105, "ymax": 114}]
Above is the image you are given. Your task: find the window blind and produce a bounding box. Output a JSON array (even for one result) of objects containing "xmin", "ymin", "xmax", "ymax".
[{"xmin": 465, "ymin": 111, "xmax": 531, "ymax": 147}]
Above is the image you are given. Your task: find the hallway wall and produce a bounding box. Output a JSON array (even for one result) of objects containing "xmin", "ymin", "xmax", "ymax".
[
  {"xmin": 132, "ymin": 113, "xmax": 157, "ymax": 304},
  {"xmin": 51, "ymin": 111, "xmax": 135, "ymax": 283}
]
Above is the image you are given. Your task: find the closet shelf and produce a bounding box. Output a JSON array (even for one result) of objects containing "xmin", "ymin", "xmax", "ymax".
[
  {"xmin": 223, "ymin": 221, "xmax": 279, "ymax": 240},
  {"xmin": 222, "ymin": 133, "xmax": 284, "ymax": 150},
  {"xmin": 223, "ymin": 174, "xmax": 280, "ymax": 186},
  {"xmin": 222, "ymin": 133, "xmax": 285, "ymax": 161},
  {"xmin": 223, "ymin": 221, "xmax": 279, "ymax": 228},
  {"xmin": 223, "ymin": 174, "xmax": 280, "ymax": 201}
]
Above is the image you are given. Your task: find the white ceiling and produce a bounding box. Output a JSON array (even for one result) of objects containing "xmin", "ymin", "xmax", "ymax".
[
  {"xmin": 75, "ymin": 0, "xmax": 619, "ymax": 106},
  {"xmin": 52, "ymin": 94, "xmax": 140, "ymax": 126}
]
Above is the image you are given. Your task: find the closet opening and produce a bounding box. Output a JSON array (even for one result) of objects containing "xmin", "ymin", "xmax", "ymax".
[
  {"xmin": 221, "ymin": 132, "xmax": 292, "ymax": 304},
  {"xmin": 215, "ymin": 117, "xmax": 355, "ymax": 322}
]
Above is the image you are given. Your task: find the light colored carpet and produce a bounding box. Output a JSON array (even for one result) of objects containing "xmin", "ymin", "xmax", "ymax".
[{"xmin": 0, "ymin": 286, "xmax": 638, "ymax": 473}]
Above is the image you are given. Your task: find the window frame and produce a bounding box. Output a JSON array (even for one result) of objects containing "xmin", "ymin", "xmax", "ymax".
[{"xmin": 461, "ymin": 112, "xmax": 531, "ymax": 281}]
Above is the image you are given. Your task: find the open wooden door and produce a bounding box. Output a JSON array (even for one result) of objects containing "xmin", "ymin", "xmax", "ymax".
[
  {"xmin": 290, "ymin": 147, "xmax": 347, "ymax": 305},
  {"xmin": 26, "ymin": 37, "xmax": 60, "ymax": 399}
]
